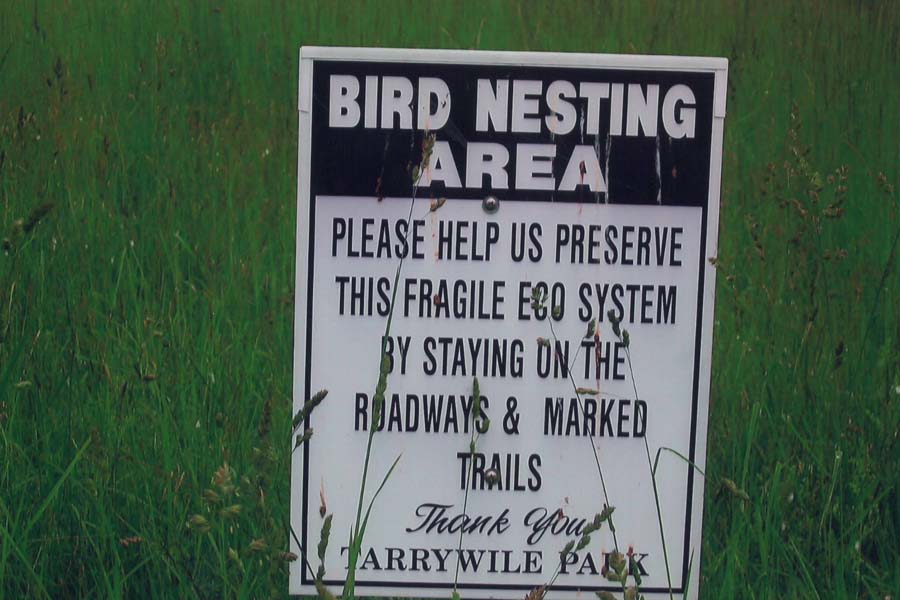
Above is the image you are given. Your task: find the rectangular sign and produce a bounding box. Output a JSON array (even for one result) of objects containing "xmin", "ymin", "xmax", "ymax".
[{"xmin": 291, "ymin": 47, "xmax": 727, "ymax": 599}]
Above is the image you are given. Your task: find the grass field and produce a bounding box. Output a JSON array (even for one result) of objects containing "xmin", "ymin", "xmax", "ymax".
[{"xmin": 1, "ymin": 1, "xmax": 899, "ymax": 598}]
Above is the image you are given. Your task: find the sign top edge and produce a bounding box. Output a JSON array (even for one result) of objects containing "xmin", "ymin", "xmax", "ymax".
[{"xmin": 299, "ymin": 46, "xmax": 728, "ymax": 73}]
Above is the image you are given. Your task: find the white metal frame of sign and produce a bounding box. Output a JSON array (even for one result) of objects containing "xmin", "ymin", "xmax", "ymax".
[{"xmin": 291, "ymin": 46, "xmax": 727, "ymax": 600}]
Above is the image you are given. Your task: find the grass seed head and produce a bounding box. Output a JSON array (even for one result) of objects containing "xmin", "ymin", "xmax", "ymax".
[
  {"xmin": 721, "ymin": 478, "xmax": 751, "ymax": 503},
  {"xmin": 293, "ymin": 389, "xmax": 329, "ymax": 432},
  {"xmin": 187, "ymin": 514, "xmax": 211, "ymax": 534},
  {"xmin": 295, "ymin": 427, "xmax": 314, "ymax": 450},
  {"xmin": 472, "ymin": 376, "xmax": 482, "ymax": 419},
  {"xmin": 583, "ymin": 513, "xmax": 604, "ymax": 535},
  {"xmin": 118, "ymin": 536, "xmax": 143, "ymax": 548},
  {"xmin": 585, "ymin": 318, "xmax": 596, "ymax": 338},
  {"xmin": 228, "ymin": 547, "xmax": 244, "ymax": 572},
  {"xmin": 560, "ymin": 539, "xmax": 575, "ymax": 559},
  {"xmin": 317, "ymin": 514, "xmax": 333, "ymax": 563},
  {"xmin": 219, "ymin": 504, "xmax": 242, "ymax": 520},
  {"xmin": 202, "ymin": 488, "xmax": 221, "ymax": 505},
  {"xmin": 530, "ymin": 287, "xmax": 547, "ymax": 312},
  {"xmin": 609, "ymin": 551, "xmax": 626, "ymax": 574},
  {"xmin": 524, "ymin": 585, "xmax": 546, "ymax": 600},
  {"xmin": 607, "ymin": 310, "xmax": 622, "ymax": 338},
  {"xmin": 213, "ymin": 463, "xmax": 235, "ymax": 495},
  {"xmin": 599, "ymin": 504, "xmax": 615, "ymax": 522}
]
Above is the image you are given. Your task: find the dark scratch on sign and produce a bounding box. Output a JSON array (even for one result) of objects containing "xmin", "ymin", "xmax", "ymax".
[
  {"xmin": 604, "ymin": 134, "xmax": 612, "ymax": 204},
  {"xmin": 655, "ymin": 134, "xmax": 662, "ymax": 204},
  {"xmin": 375, "ymin": 136, "xmax": 390, "ymax": 202}
]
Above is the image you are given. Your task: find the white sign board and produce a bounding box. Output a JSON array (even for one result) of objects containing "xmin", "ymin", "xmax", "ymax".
[{"xmin": 291, "ymin": 47, "xmax": 727, "ymax": 599}]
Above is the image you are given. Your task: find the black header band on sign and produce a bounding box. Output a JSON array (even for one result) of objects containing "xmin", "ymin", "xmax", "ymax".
[{"xmin": 310, "ymin": 61, "xmax": 714, "ymax": 207}]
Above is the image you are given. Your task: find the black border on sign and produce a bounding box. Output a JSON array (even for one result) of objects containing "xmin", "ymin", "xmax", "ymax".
[{"xmin": 297, "ymin": 57, "xmax": 715, "ymax": 597}]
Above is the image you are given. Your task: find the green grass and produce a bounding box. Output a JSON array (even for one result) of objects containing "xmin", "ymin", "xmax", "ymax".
[{"xmin": 1, "ymin": 0, "xmax": 898, "ymax": 598}]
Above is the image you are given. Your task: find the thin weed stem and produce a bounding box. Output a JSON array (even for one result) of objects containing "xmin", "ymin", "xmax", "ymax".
[
  {"xmin": 623, "ymin": 345, "xmax": 675, "ymax": 600},
  {"xmin": 343, "ymin": 138, "xmax": 429, "ymax": 598},
  {"xmin": 546, "ymin": 317, "xmax": 620, "ymax": 553},
  {"xmin": 453, "ymin": 378, "xmax": 483, "ymax": 592}
]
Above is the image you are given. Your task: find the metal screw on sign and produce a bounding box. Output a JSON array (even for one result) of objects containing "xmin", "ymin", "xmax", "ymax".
[{"xmin": 482, "ymin": 195, "xmax": 499, "ymax": 214}]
